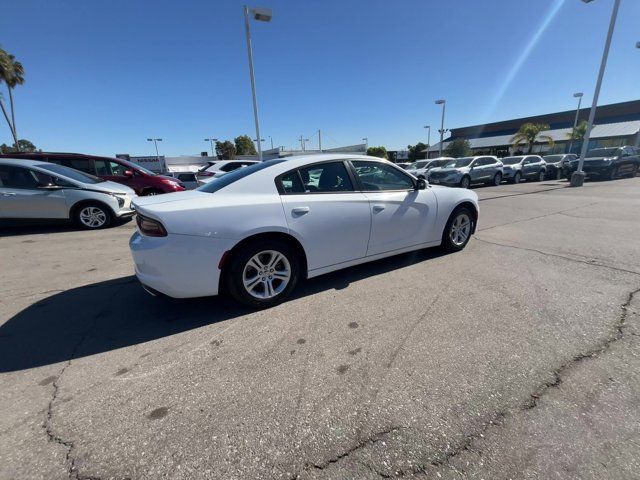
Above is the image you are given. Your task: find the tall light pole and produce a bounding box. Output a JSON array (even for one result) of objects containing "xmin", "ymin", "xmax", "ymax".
[
  {"xmin": 318, "ymin": 130, "xmax": 322, "ymax": 152},
  {"xmin": 571, "ymin": 0, "xmax": 620, "ymax": 187},
  {"xmin": 147, "ymin": 138, "xmax": 162, "ymax": 161},
  {"xmin": 424, "ymin": 125, "xmax": 431, "ymax": 158},
  {"xmin": 298, "ymin": 135, "xmax": 309, "ymax": 151},
  {"xmin": 362, "ymin": 137, "xmax": 368, "ymax": 152},
  {"xmin": 243, "ymin": 5, "xmax": 272, "ymax": 161},
  {"xmin": 204, "ymin": 138, "xmax": 218, "ymax": 157},
  {"xmin": 568, "ymin": 93, "xmax": 583, "ymax": 153},
  {"xmin": 435, "ymin": 99, "xmax": 446, "ymax": 157},
  {"xmin": 268, "ymin": 135, "xmax": 274, "ymax": 150}
]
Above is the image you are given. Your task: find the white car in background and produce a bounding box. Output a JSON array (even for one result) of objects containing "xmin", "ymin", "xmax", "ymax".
[
  {"xmin": 406, "ymin": 157, "xmax": 454, "ymax": 179},
  {"xmin": 130, "ymin": 155, "xmax": 479, "ymax": 308},
  {"xmin": 0, "ymin": 158, "xmax": 136, "ymax": 229},
  {"xmin": 197, "ymin": 160, "xmax": 258, "ymax": 182}
]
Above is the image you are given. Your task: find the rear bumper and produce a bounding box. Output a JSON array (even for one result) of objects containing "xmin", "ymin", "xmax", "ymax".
[{"xmin": 129, "ymin": 231, "xmax": 235, "ymax": 298}]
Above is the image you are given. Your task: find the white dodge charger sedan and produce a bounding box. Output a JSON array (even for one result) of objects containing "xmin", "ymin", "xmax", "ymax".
[{"xmin": 130, "ymin": 155, "xmax": 479, "ymax": 307}]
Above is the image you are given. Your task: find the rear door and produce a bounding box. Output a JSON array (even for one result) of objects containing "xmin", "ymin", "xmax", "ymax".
[
  {"xmin": 350, "ymin": 160, "xmax": 438, "ymax": 255},
  {"xmin": 0, "ymin": 165, "xmax": 68, "ymax": 219},
  {"xmin": 278, "ymin": 161, "xmax": 371, "ymax": 271}
]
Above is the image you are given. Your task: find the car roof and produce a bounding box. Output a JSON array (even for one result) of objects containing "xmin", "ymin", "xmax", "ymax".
[
  {"xmin": 0, "ymin": 151, "xmax": 119, "ymax": 161},
  {"xmin": 0, "ymin": 157, "xmax": 51, "ymax": 167}
]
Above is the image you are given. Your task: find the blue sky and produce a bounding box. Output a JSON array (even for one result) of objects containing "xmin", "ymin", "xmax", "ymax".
[{"xmin": 1, "ymin": 0, "xmax": 639, "ymax": 156}]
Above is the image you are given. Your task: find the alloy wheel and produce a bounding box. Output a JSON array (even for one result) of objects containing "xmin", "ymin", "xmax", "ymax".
[
  {"xmin": 242, "ymin": 250, "xmax": 291, "ymax": 300},
  {"xmin": 460, "ymin": 177, "xmax": 470, "ymax": 189},
  {"xmin": 449, "ymin": 212, "xmax": 471, "ymax": 247},
  {"xmin": 79, "ymin": 206, "xmax": 107, "ymax": 228}
]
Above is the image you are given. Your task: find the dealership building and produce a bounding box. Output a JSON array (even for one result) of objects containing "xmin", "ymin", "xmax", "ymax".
[{"xmin": 427, "ymin": 99, "xmax": 640, "ymax": 158}]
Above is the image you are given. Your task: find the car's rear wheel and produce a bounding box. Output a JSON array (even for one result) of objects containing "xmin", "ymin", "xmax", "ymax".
[
  {"xmin": 460, "ymin": 176, "xmax": 471, "ymax": 189},
  {"xmin": 441, "ymin": 207, "xmax": 474, "ymax": 253},
  {"xmin": 510, "ymin": 171, "xmax": 521, "ymax": 184},
  {"xmin": 489, "ymin": 172, "xmax": 502, "ymax": 186},
  {"xmin": 74, "ymin": 203, "xmax": 112, "ymax": 230},
  {"xmin": 536, "ymin": 170, "xmax": 545, "ymax": 182},
  {"xmin": 608, "ymin": 166, "xmax": 619, "ymax": 181},
  {"xmin": 227, "ymin": 240, "xmax": 300, "ymax": 308}
]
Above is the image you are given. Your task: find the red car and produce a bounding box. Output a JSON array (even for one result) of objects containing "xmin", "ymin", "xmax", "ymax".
[{"xmin": 0, "ymin": 152, "xmax": 185, "ymax": 195}]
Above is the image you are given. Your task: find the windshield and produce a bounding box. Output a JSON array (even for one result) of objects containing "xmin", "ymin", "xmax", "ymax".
[
  {"xmin": 408, "ymin": 161, "xmax": 428, "ymax": 170},
  {"xmin": 443, "ymin": 158, "xmax": 472, "ymax": 168},
  {"xmin": 36, "ymin": 163, "xmax": 105, "ymax": 184},
  {"xmin": 116, "ymin": 158, "xmax": 156, "ymax": 175},
  {"xmin": 501, "ymin": 157, "xmax": 523, "ymax": 165},
  {"xmin": 543, "ymin": 155, "xmax": 563, "ymax": 163},
  {"xmin": 586, "ymin": 148, "xmax": 620, "ymax": 158},
  {"xmin": 198, "ymin": 160, "xmax": 285, "ymax": 193}
]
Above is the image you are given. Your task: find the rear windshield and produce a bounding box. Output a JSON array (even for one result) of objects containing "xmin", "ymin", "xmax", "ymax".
[
  {"xmin": 197, "ymin": 160, "xmax": 285, "ymax": 193},
  {"xmin": 36, "ymin": 163, "xmax": 105, "ymax": 184}
]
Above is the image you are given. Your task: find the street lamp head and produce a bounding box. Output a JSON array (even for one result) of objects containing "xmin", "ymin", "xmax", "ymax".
[
  {"xmin": 581, "ymin": 0, "xmax": 595, "ymax": 3},
  {"xmin": 574, "ymin": 92, "xmax": 584, "ymax": 98},
  {"xmin": 424, "ymin": 125, "xmax": 430, "ymax": 129},
  {"xmin": 147, "ymin": 138, "xmax": 153, "ymax": 142},
  {"xmin": 251, "ymin": 7, "xmax": 272, "ymax": 22},
  {"xmin": 636, "ymin": 41, "xmax": 640, "ymax": 48},
  {"xmin": 435, "ymin": 99, "xmax": 445, "ymax": 105}
]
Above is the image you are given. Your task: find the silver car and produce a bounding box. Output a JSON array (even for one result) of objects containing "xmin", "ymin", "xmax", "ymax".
[
  {"xmin": 501, "ymin": 155, "xmax": 547, "ymax": 183},
  {"xmin": 428, "ymin": 156, "xmax": 504, "ymax": 188},
  {"xmin": 0, "ymin": 158, "xmax": 136, "ymax": 229}
]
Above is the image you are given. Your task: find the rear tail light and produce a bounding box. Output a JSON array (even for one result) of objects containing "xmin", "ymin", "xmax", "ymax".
[{"xmin": 136, "ymin": 214, "xmax": 167, "ymax": 237}]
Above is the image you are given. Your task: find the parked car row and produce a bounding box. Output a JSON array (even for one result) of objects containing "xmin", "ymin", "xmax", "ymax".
[{"xmin": 405, "ymin": 146, "xmax": 639, "ymax": 189}]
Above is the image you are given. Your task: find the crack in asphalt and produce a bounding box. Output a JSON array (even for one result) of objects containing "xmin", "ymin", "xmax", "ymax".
[
  {"xmin": 474, "ymin": 237, "xmax": 640, "ymax": 277},
  {"xmin": 290, "ymin": 427, "xmax": 402, "ymax": 479},
  {"xmin": 477, "ymin": 184, "xmax": 567, "ymax": 201},
  {"xmin": 291, "ymin": 287, "xmax": 640, "ymax": 479},
  {"xmin": 42, "ymin": 283, "xmax": 128, "ymax": 480}
]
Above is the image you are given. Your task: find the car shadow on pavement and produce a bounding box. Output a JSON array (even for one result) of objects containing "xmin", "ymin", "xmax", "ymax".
[
  {"xmin": 0, "ymin": 218, "xmax": 133, "ymax": 237},
  {"xmin": 0, "ymin": 247, "xmax": 446, "ymax": 373}
]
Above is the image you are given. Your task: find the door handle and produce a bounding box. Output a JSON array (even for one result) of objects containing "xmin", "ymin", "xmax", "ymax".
[
  {"xmin": 291, "ymin": 206, "xmax": 310, "ymax": 216},
  {"xmin": 1, "ymin": 192, "xmax": 16, "ymax": 196},
  {"xmin": 372, "ymin": 204, "xmax": 385, "ymax": 213}
]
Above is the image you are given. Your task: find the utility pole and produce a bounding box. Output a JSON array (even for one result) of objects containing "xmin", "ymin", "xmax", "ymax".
[
  {"xmin": 568, "ymin": 93, "xmax": 583, "ymax": 154},
  {"xmin": 318, "ymin": 129, "xmax": 322, "ymax": 152},
  {"xmin": 298, "ymin": 135, "xmax": 309, "ymax": 151}
]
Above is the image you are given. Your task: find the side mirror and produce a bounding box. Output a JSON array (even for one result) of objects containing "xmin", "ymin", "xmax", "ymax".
[
  {"xmin": 38, "ymin": 183, "xmax": 62, "ymax": 190},
  {"xmin": 416, "ymin": 178, "xmax": 427, "ymax": 190},
  {"xmin": 124, "ymin": 170, "xmax": 134, "ymax": 177}
]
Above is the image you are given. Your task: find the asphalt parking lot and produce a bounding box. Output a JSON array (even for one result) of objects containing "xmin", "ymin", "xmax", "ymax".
[{"xmin": 1, "ymin": 178, "xmax": 640, "ymax": 480}]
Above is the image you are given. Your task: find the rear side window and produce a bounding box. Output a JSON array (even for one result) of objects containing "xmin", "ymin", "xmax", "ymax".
[
  {"xmin": 278, "ymin": 161, "xmax": 355, "ymax": 194},
  {"xmin": 61, "ymin": 158, "xmax": 94, "ymax": 174},
  {"xmin": 94, "ymin": 159, "xmax": 110, "ymax": 175},
  {"xmin": 0, "ymin": 165, "xmax": 41, "ymax": 189}
]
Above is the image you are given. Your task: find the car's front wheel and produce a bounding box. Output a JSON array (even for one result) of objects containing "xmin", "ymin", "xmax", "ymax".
[
  {"xmin": 510, "ymin": 171, "xmax": 521, "ymax": 184},
  {"xmin": 489, "ymin": 172, "xmax": 502, "ymax": 186},
  {"xmin": 227, "ymin": 240, "xmax": 300, "ymax": 308},
  {"xmin": 74, "ymin": 203, "xmax": 112, "ymax": 229},
  {"xmin": 536, "ymin": 170, "xmax": 545, "ymax": 182},
  {"xmin": 460, "ymin": 176, "xmax": 471, "ymax": 189},
  {"xmin": 442, "ymin": 207, "xmax": 474, "ymax": 253}
]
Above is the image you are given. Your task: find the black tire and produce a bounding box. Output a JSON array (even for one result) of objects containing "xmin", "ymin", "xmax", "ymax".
[
  {"xmin": 73, "ymin": 202, "xmax": 113, "ymax": 230},
  {"xmin": 489, "ymin": 172, "xmax": 502, "ymax": 186},
  {"xmin": 460, "ymin": 176, "xmax": 471, "ymax": 189},
  {"xmin": 441, "ymin": 207, "xmax": 475, "ymax": 253},
  {"xmin": 226, "ymin": 239, "xmax": 300, "ymax": 308},
  {"xmin": 629, "ymin": 165, "xmax": 639, "ymax": 178},
  {"xmin": 608, "ymin": 167, "xmax": 618, "ymax": 181},
  {"xmin": 535, "ymin": 170, "xmax": 545, "ymax": 182},
  {"xmin": 509, "ymin": 171, "xmax": 521, "ymax": 184}
]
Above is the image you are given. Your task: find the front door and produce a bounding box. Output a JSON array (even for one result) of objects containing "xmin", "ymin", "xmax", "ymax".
[
  {"xmin": 350, "ymin": 160, "xmax": 438, "ymax": 255},
  {"xmin": 278, "ymin": 160, "xmax": 371, "ymax": 271},
  {"xmin": 0, "ymin": 165, "xmax": 68, "ymax": 219}
]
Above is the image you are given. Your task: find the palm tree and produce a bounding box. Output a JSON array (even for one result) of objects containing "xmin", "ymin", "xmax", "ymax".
[
  {"xmin": 0, "ymin": 49, "xmax": 19, "ymax": 148},
  {"xmin": 567, "ymin": 120, "xmax": 589, "ymax": 141},
  {"xmin": 0, "ymin": 48, "xmax": 24, "ymax": 150},
  {"xmin": 511, "ymin": 123, "xmax": 555, "ymax": 154}
]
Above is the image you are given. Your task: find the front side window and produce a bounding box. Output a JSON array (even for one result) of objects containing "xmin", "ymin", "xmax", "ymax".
[
  {"xmin": 444, "ymin": 158, "xmax": 473, "ymax": 168},
  {"xmin": 109, "ymin": 161, "xmax": 129, "ymax": 176},
  {"xmin": 0, "ymin": 165, "xmax": 43, "ymax": 189},
  {"xmin": 352, "ymin": 161, "xmax": 414, "ymax": 191}
]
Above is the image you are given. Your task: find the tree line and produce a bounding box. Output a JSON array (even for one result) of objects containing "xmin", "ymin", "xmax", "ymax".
[{"xmin": 0, "ymin": 46, "xmax": 35, "ymax": 152}]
